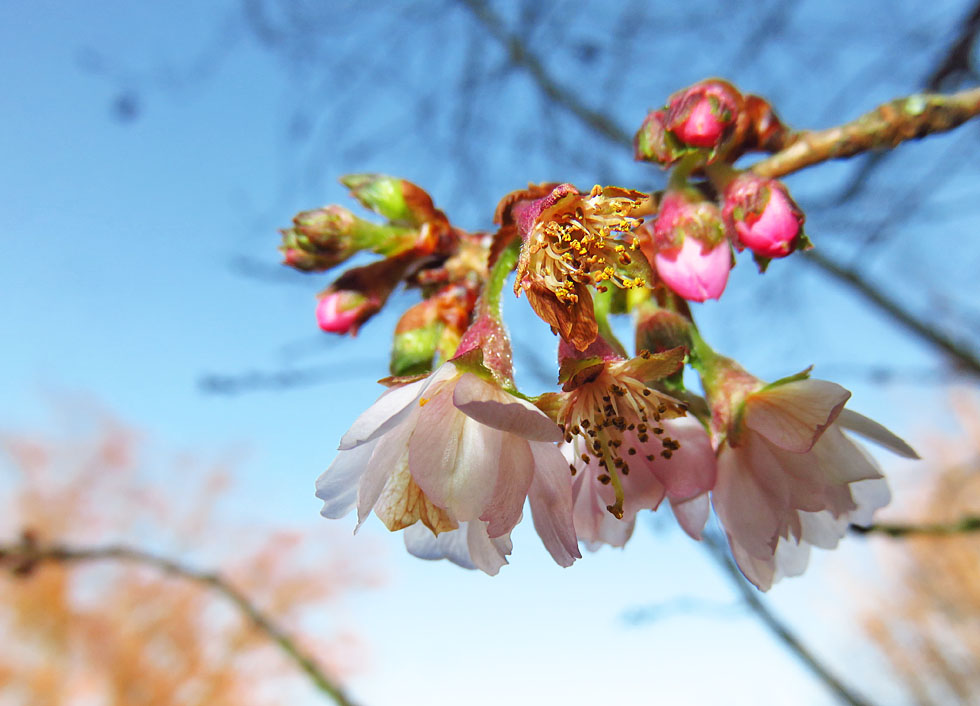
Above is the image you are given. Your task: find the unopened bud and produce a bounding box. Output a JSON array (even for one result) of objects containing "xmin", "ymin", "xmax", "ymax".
[
  {"xmin": 723, "ymin": 174, "xmax": 805, "ymax": 258},
  {"xmin": 645, "ymin": 191, "xmax": 732, "ymax": 302},
  {"xmin": 315, "ymin": 291, "xmax": 370, "ymax": 334},
  {"xmin": 340, "ymin": 173, "xmax": 440, "ymax": 227},
  {"xmin": 633, "ymin": 110, "xmax": 684, "ymax": 167},
  {"xmin": 280, "ymin": 204, "xmax": 419, "ymax": 272},
  {"xmin": 665, "ymin": 79, "xmax": 742, "ymax": 149}
]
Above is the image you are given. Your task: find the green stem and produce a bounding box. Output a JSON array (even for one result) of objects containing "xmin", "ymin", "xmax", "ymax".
[{"xmin": 485, "ymin": 238, "xmax": 520, "ymax": 315}]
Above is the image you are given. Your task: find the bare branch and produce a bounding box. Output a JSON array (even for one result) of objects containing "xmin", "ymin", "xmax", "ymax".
[
  {"xmin": 800, "ymin": 248, "xmax": 980, "ymax": 377},
  {"xmin": 850, "ymin": 516, "xmax": 980, "ymax": 537},
  {"xmin": 0, "ymin": 538, "xmax": 357, "ymax": 706},
  {"xmin": 456, "ymin": 0, "xmax": 632, "ymax": 147},
  {"xmin": 751, "ymin": 87, "xmax": 980, "ymax": 179},
  {"xmin": 701, "ymin": 533, "xmax": 875, "ymax": 706}
]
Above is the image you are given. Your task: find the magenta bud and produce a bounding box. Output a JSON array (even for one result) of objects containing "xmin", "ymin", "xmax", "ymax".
[
  {"xmin": 315, "ymin": 291, "xmax": 368, "ymax": 334},
  {"xmin": 665, "ymin": 80, "xmax": 741, "ymax": 149},
  {"xmin": 723, "ymin": 174, "xmax": 805, "ymax": 258},
  {"xmin": 647, "ymin": 191, "xmax": 732, "ymax": 302}
]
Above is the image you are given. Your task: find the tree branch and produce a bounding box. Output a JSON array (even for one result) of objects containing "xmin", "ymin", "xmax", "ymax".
[
  {"xmin": 800, "ymin": 248, "xmax": 980, "ymax": 377},
  {"xmin": 751, "ymin": 87, "xmax": 980, "ymax": 179},
  {"xmin": 0, "ymin": 538, "xmax": 357, "ymax": 706},
  {"xmin": 456, "ymin": 0, "xmax": 632, "ymax": 146},
  {"xmin": 850, "ymin": 515, "xmax": 980, "ymax": 537},
  {"xmin": 701, "ymin": 533, "xmax": 875, "ymax": 706}
]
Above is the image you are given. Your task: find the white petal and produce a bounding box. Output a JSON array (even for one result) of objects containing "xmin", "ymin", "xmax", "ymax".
[
  {"xmin": 338, "ymin": 375, "xmax": 430, "ymax": 450},
  {"xmin": 670, "ymin": 492, "xmax": 710, "ymax": 540},
  {"xmin": 466, "ymin": 521, "xmax": 512, "ymax": 575},
  {"xmin": 355, "ymin": 412, "xmax": 416, "ymax": 527},
  {"xmin": 528, "ymin": 442, "xmax": 581, "ymax": 567},
  {"xmin": 848, "ymin": 477, "xmax": 891, "ymax": 527},
  {"xmin": 403, "ymin": 522, "xmax": 477, "ymax": 570},
  {"xmin": 315, "ymin": 440, "xmax": 377, "ymax": 519},
  {"xmin": 797, "ymin": 510, "xmax": 847, "ymax": 549},
  {"xmin": 836, "ymin": 408, "xmax": 919, "ymax": 459},
  {"xmin": 744, "ymin": 379, "xmax": 850, "ymax": 453},
  {"xmin": 773, "ymin": 536, "xmax": 811, "ymax": 580},
  {"xmin": 410, "ymin": 387, "xmax": 502, "ymax": 521},
  {"xmin": 453, "ymin": 373, "xmax": 562, "ymax": 442}
]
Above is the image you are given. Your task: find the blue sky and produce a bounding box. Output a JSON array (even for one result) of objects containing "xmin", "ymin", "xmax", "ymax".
[{"xmin": 2, "ymin": 2, "xmax": 975, "ymax": 704}]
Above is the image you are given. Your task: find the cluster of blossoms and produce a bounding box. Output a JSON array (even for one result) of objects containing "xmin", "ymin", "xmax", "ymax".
[{"xmin": 282, "ymin": 79, "xmax": 917, "ymax": 590}]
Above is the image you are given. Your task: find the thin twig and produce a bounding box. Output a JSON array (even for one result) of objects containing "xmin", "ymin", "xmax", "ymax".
[
  {"xmin": 0, "ymin": 539, "xmax": 357, "ymax": 706},
  {"xmin": 702, "ymin": 533, "xmax": 874, "ymax": 706},
  {"xmin": 800, "ymin": 249, "xmax": 980, "ymax": 377},
  {"xmin": 850, "ymin": 515, "xmax": 980, "ymax": 537},
  {"xmin": 456, "ymin": 0, "xmax": 632, "ymax": 146},
  {"xmin": 751, "ymin": 87, "xmax": 980, "ymax": 179}
]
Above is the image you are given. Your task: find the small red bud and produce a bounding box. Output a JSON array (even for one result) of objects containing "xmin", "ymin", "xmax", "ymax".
[
  {"xmin": 665, "ymin": 80, "xmax": 742, "ymax": 149},
  {"xmin": 723, "ymin": 174, "xmax": 805, "ymax": 258},
  {"xmin": 315, "ymin": 291, "xmax": 369, "ymax": 334}
]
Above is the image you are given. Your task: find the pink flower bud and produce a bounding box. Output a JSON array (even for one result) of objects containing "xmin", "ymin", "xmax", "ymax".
[
  {"xmin": 665, "ymin": 80, "xmax": 741, "ymax": 149},
  {"xmin": 646, "ymin": 191, "xmax": 732, "ymax": 302},
  {"xmin": 654, "ymin": 237, "xmax": 731, "ymax": 302},
  {"xmin": 723, "ymin": 174, "xmax": 805, "ymax": 258},
  {"xmin": 315, "ymin": 291, "xmax": 368, "ymax": 334}
]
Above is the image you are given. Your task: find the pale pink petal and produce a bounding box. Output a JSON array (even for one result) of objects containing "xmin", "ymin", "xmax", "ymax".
[
  {"xmin": 743, "ymin": 379, "xmax": 850, "ymax": 453},
  {"xmin": 480, "ymin": 439, "xmax": 534, "ymax": 538},
  {"xmin": 669, "ymin": 492, "xmax": 710, "ymax": 540},
  {"xmin": 466, "ymin": 521, "xmax": 511, "ymax": 575},
  {"xmin": 316, "ymin": 440, "xmax": 376, "ymax": 519},
  {"xmin": 713, "ymin": 440, "xmax": 788, "ymax": 561},
  {"xmin": 338, "ymin": 372, "xmax": 434, "ymax": 450},
  {"xmin": 528, "ymin": 442, "xmax": 581, "ymax": 566},
  {"xmin": 798, "ymin": 510, "xmax": 847, "ymax": 549},
  {"xmin": 571, "ymin": 461, "xmax": 637, "ymax": 548},
  {"xmin": 403, "ymin": 522, "xmax": 477, "ymax": 570},
  {"xmin": 808, "ymin": 426, "xmax": 883, "ymax": 485},
  {"xmin": 410, "ymin": 388, "xmax": 502, "ymax": 521},
  {"xmin": 836, "ymin": 408, "xmax": 919, "ymax": 459},
  {"xmin": 848, "ymin": 477, "xmax": 891, "ymax": 527},
  {"xmin": 773, "ymin": 537, "xmax": 811, "ymax": 579},
  {"xmin": 453, "ymin": 373, "xmax": 562, "ymax": 442},
  {"xmin": 355, "ymin": 409, "xmax": 418, "ymax": 527},
  {"xmin": 645, "ymin": 418, "xmax": 717, "ymax": 501},
  {"xmin": 728, "ymin": 536, "xmax": 776, "ymax": 591}
]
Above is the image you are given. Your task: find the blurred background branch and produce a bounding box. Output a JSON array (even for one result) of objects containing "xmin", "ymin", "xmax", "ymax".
[{"xmin": 0, "ymin": 536, "xmax": 355, "ymax": 706}]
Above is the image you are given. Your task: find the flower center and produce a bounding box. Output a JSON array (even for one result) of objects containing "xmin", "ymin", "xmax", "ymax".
[
  {"xmin": 558, "ymin": 367, "xmax": 685, "ymax": 519},
  {"xmin": 528, "ymin": 186, "xmax": 647, "ymax": 303}
]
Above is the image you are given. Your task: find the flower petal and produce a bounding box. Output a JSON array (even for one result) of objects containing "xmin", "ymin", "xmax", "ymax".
[
  {"xmin": 466, "ymin": 521, "xmax": 512, "ymax": 575},
  {"xmin": 646, "ymin": 418, "xmax": 717, "ymax": 501},
  {"xmin": 670, "ymin": 492, "xmax": 710, "ymax": 540},
  {"xmin": 480, "ymin": 439, "xmax": 534, "ymax": 538},
  {"xmin": 410, "ymin": 385, "xmax": 502, "ymax": 521},
  {"xmin": 453, "ymin": 373, "xmax": 562, "ymax": 442},
  {"xmin": 528, "ymin": 442, "xmax": 581, "ymax": 567},
  {"xmin": 744, "ymin": 379, "xmax": 850, "ymax": 453},
  {"xmin": 403, "ymin": 522, "xmax": 476, "ymax": 570},
  {"xmin": 338, "ymin": 372, "xmax": 434, "ymax": 450},
  {"xmin": 316, "ymin": 441, "xmax": 376, "ymax": 519},
  {"xmin": 713, "ymin": 440, "xmax": 788, "ymax": 561},
  {"xmin": 848, "ymin": 477, "xmax": 891, "ymax": 527},
  {"xmin": 355, "ymin": 412, "xmax": 416, "ymax": 528},
  {"xmin": 836, "ymin": 408, "xmax": 919, "ymax": 459}
]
